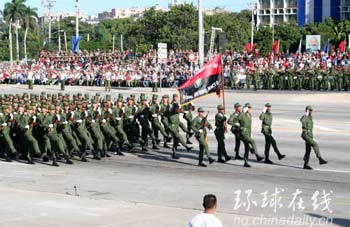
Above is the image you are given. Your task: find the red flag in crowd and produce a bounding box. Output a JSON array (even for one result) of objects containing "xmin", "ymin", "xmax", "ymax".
[
  {"xmin": 246, "ymin": 43, "xmax": 257, "ymax": 53},
  {"xmin": 339, "ymin": 38, "xmax": 347, "ymax": 53},
  {"xmin": 272, "ymin": 39, "xmax": 280, "ymax": 54}
]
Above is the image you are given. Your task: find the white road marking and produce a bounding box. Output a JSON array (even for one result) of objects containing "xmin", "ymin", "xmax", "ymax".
[
  {"xmin": 282, "ymin": 119, "xmax": 338, "ymax": 132},
  {"xmin": 314, "ymin": 168, "xmax": 350, "ymax": 174}
]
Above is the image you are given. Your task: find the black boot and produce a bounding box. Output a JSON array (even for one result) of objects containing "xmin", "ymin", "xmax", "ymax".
[
  {"xmin": 66, "ymin": 159, "xmax": 74, "ymax": 165},
  {"xmin": 244, "ymin": 161, "xmax": 251, "ymax": 168},
  {"xmin": 186, "ymin": 139, "xmax": 193, "ymax": 144},
  {"xmin": 256, "ymin": 155, "xmax": 264, "ymax": 162},
  {"xmin": 186, "ymin": 145, "xmax": 192, "ymax": 152},
  {"xmin": 142, "ymin": 146, "xmax": 148, "ymax": 152},
  {"xmin": 52, "ymin": 161, "xmax": 59, "ymax": 167},
  {"xmin": 235, "ymin": 154, "xmax": 243, "ymax": 160},
  {"xmin": 209, "ymin": 158, "xmax": 215, "ymax": 164},
  {"xmin": 172, "ymin": 153, "xmax": 179, "ymax": 159},
  {"xmin": 264, "ymin": 158, "xmax": 274, "ymax": 164},
  {"xmin": 319, "ymin": 157, "xmax": 328, "ymax": 165},
  {"xmin": 198, "ymin": 162, "xmax": 207, "ymax": 167},
  {"xmin": 152, "ymin": 144, "xmax": 160, "ymax": 150},
  {"xmin": 303, "ymin": 163, "xmax": 313, "ymax": 170},
  {"xmin": 217, "ymin": 158, "xmax": 226, "ymax": 163},
  {"xmin": 225, "ymin": 156, "xmax": 232, "ymax": 162},
  {"xmin": 42, "ymin": 155, "xmax": 49, "ymax": 162},
  {"xmin": 27, "ymin": 160, "xmax": 35, "ymax": 165},
  {"xmin": 278, "ymin": 154, "xmax": 286, "ymax": 160}
]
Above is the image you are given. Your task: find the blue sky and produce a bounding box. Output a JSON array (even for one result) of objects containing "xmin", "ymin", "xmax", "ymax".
[{"xmin": 1, "ymin": 0, "xmax": 255, "ymax": 16}]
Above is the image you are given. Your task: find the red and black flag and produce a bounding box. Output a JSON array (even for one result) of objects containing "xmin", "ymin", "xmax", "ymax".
[{"xmin": 178, "ymin": 54, "xmax": 222, "ymax": 104}]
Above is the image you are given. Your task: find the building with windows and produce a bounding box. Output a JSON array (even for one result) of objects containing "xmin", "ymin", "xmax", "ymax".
[
  {"xmin": 339, "ymin": 0, "xmax": 350, "ymax": 20},
  {"xmin": 256, "ymin": 0, "xmax": 298, "ymax": 26},
  {"xmin": 257, "ymin": 0, "xmax": 346, "ymax": 27}
]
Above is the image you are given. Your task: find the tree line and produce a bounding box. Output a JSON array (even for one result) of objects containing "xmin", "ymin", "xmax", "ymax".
[{"xmin": 1, "ymin": 0, "xmax": 350, "ymax": 61}]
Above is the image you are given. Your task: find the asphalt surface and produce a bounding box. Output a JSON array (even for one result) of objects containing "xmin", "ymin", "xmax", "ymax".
[{"xmin": 0, "ymin": 85, "xmax": 349, "ymax": 227}]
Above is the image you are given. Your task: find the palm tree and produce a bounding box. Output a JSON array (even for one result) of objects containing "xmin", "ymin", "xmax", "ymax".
[
  {"xmin": 4, "ymin": 0, "xmax": 27, "ymax": 62},
  {"xmin": 23, "ymin": 6, "xmax": 38, "ymax": 60}
]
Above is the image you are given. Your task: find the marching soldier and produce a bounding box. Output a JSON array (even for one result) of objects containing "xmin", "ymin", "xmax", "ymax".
[
  {"xmin": 192, "ymin": 107, "xmax": 215, "ymax": 167},
  {"xmin": 227, "ymin": 103, "xmax": 243, "ymax": 160},
  {"xmin": 300, "ymin": 106, "xmax": 328, "ymax": 170},
  {"xmin": 259, "ymin": 103, "xmax": 285, "ymax": 164},
  {"xmin": 239, "ymin": 103, "xmax": 264, "ymax": 167},
  {"xmin": 214, "ymin": 105, "xmax": 231, "ymax": 163},
  {"xmin": 149, "ymin": 94, "xmax": 171, "ymax": 145}
]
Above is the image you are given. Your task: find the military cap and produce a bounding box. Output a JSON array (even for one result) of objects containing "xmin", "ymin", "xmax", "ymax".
[
  {"xmin": 77, "ymin": 93, "xmax": 82, "ymax": 96},
  {"xmin": 105, "ymin": 94, "xmax": 111, "ymax": 101},
  {"xmin": 118, "ymin": 94, "xmax": 124, "ymax": 98},
  {"xmin": 265, "ymin": 103, "xmax": 272, "ymax": 107},
  {"xmin": 197, "ymin": 107, "xmax": 205, "ymax": 112},
  {"xmin": 162, "ymin": 94, "xmax": 169, "ymax": 98},
  {"xmin": 65, "ymin": 93, "xmax": 70, "ymax": 97},
  {"xmin": 141, "ymin": 96, "xmax": 147, "ymax": 101},
  {"xmin": 52, "ymin": 94, "xmax": 57, "ymax": 99},
  {"xmin": 47, "ymin": 94, "xmax": 52, "ymax": 97},
  {"xmin": 23, "ymin": 93, "xmax": 28, "ymax": 97},
  {"xmin": 58, "ymin": 92, "xmax": 63, "ymax": 96},
  {"xmin": 84, "ymin": 93, "xmax": 90, "ymax": 99},
  {"xmin": 217, "ymin": 104, "xmax": 224, "ymax": 110},
  {"xmin": 117, "ymin": 98, "xmax": 123, "ymax": 102},
  {"xmin": 173, "ymin": 93, "xmax": 179, "ymax": 97},
  {"xmin": 234, "ymin": 102, "xmax": 241, "ymax": 108},
  {"xmin": 95, "ymin": 93, "xmax": 101, "ymax": 96},
  {"xmin": 306, "ymin": 105, "xmax": 313, "ymax": 111},
  {"xmin": 245, "ymin": 103, "xmax": 252, "ymax": 108},
  {"xmin": 152, "ymin": 94, "xmax": 158, "ymax": 100},
  {"xmin": 48, "ymin": 105, "xmax": 55, "ymax": 110},
  {"xmin": 130, "ymin": 94, "xmax": 135, "ymax": 98}
]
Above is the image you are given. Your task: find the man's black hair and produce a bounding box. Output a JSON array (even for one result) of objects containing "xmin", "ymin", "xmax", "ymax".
[{"xmin": 202, "ymin": 194, "xmax": 217, "ymax": 210}]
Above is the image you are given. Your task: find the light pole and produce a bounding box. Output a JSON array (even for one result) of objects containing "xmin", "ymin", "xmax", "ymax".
[
  {"xmin": 248, "ymin": 3, "xmax": 256, "ymax": 53},
  {"xmin": 58, "ymin": 16, "xmax": 61, "ymax": 52},
  {"xmin": 198, "ymin": 0, "xmax": 204, "ymax": 67},
  {"xmin": 46, "ymin": 1, "xmax": 55, "ymax": 48},
  {"xmin": 75, "ymin": 0, "xmax": 79, "ymax": 38}
]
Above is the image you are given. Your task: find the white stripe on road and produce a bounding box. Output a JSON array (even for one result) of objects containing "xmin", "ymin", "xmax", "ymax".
[
  {"xmin": 314, "ymin": 168, "xmax": 350, "ymax": 174},
  {"xmin": 281, "ymin": 119, "xmax": 338, "ymax": 132}
]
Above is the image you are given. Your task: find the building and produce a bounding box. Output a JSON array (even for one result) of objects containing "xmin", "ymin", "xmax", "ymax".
[
  {"xmin": 169, "ymin": 0, "xmax": 185, "ymax": 8},
  {"xmin": 257, "ymin": 0, "xmax": 298, "ymax": 26},
  {"xmin": 297, "ymin": 0, "xmax": 339, "ymax": 26},
  {"xmin": 257, "ymin": 0, "xmax": 346, "ymax": 27},
  {"xmin": 339, "ymin": 0, "xmax": 350, "ymax": 20},
  {"xmin": 98, "ymin": 5, "xmax": 164, "ymax": 21}
]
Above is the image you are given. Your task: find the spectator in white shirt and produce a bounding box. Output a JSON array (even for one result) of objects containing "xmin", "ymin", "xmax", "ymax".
[{"xmin": 188, "ymin": 194, "xmax": 223, "ymax": 227}]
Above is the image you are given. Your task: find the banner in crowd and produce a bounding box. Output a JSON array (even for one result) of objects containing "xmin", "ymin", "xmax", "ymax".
[
  {"xmin": 72, "ymin": 36, "xmax": 82, "ymax": 53},
  {"xmin": 306, "ymin": 35, "xmax": 321, "ymax": 53},
  {"xmin": 178, "ymin": 54, "xmax": 222, "ymax": 104},
  {"xmin": 339, "ymin": 38, "xmax": 347, "ymax": 53},
  {"xmin": 272, "ymin": 40, "xmax": 279, "ymax": 54}
]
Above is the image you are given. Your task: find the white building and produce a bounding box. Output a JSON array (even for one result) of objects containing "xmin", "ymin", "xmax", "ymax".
[
  {"xmin": 339, "ymin": 0, "xmax": 350, "ymax": 20},
  {"xmin": 98, "ymin": 5, "xmax": 164, "ymax": 20},
  {"xmin": 256, "ymin": 0, "xmax": 298, "ymax": 26}
]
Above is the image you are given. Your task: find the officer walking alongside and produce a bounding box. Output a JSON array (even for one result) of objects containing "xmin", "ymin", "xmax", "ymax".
[{"xmin": 228, "ymin": 103, "xmax": 243, "ymax": 160}]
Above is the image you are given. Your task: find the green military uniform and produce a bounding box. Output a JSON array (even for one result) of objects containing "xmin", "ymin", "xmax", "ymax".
[
  {"xmin": 149, "ymin": 95, "xmax": 170, "ymax": 145},
  {"xmin": 300, "ymin": 106, "xmax": 327, "ymax": 170},
  {"xmin": 160, "ymin": 95, "xmax": 171, "ymax": 148},
  {"xmin": 0, "ymin": 113, "xmax": 18, "ymax": 161},
  {"xmin": 112, "ymin": 99, "xmax": 131, "ymax": 148},
  {"xmin": 191, "ymin": 107, "xmax": 214, "ymax": 167},
  {"xmin": 259, "ymin": 103, "xmax": 285, "ymax": 164},
  {"xmin": 124, "ymin": 99, "xmax": 139, "ymax": 143},
  {"xmin": 214, "ymin": 105, "xmax": 231, "ymax": 163},
  {"xmin": 227, "ymin": 103, "xmax": 243, "ymax": 160},
  {"xmin": 181, "ymin": 102, "xmax": 195, "ymax": 144},
  {"xmin": 239, "ymin": 103, "xmax": 264, "ymax": 167}
]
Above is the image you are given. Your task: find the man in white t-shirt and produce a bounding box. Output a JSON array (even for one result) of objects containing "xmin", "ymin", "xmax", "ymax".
[{"xmin": 188, "ymin": 194, "xmax": 223, "ymax": 227}]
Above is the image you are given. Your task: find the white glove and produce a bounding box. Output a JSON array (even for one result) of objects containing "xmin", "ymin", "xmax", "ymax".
[
  {"xmin": 263, "ymin": 107, "xmax": 267, "ymax": 113},
  {"xmin": 48, "ymin": 124, "xmax": 54, "ymax": 128},
  {"xmin": 98, "ymin": 108, "xmax": 102, "ymax": 115},
  {"xmin": 209, "ymin": 128, "xmax": 213, "ymax": 132},
  {"xmin": 235, "ymin": 123, "xmax": 240, "ymax": 126},
  {"xmin": 24, "ymin": 125, "xmax": 30, "ymax": 129},
  {"xmin": 10, "ymin": 113, "xmax": 14, "ymax": 120},
  {"xmin": 116, "ymin": 117, "xmax": 121, "ymax": 121},
  {"xmin": 24, "ymin": 112, "xmax": 28, "ymax": 115},
  {"xmin": 152, "ymin": 114, "xmax": 157, "ymax": 117},
  {"xmin": 224, "ymin": 133, "xmax": 228, "ymax": 139},
  {"xmin": 87, "ymin": 104, "xmax": 91, "ymax": 108},
  {"xmin": 56, "ymin": 114, "xmax": 60, "ymax": 121},
  {"xmin": 33, "ymin": 116, "xmax": 37, "ymax": 122},
  {"xmin": 224, "ymin": 114, "xmax": 228, "ymax": 119},
  {"xmin": 184, "ymin": 111, "xmax": 189, "ymax": 114},
  {"xmin": 84, "ymin": 111, "xmax": 88, "ymax": 117},
  {"xmin": 198, "ymin": 129, "xmax": 204, "ymax": 133},
  {"xmin": 0, "ymin": 113, "xmax": 3, "ymax": 117},
  {"xmin": 243, "ymin": 107, "xmax": 248, "ymax": 113},
  {"xmin": 108, "ymin": 108, "xmax": 112, "ymax": 114},
  {"xmin": 128, "ymin": 115, "xmax": 134, "ymax": 119}
]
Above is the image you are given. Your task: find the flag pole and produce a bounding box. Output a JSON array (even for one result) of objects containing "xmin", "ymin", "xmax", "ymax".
[{"xmin": 220, "ymin": 55, "xmax": 228, "ymax": 135}]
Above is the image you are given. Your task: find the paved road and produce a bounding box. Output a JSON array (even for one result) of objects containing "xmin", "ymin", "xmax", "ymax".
[{"xmin": 0, "ymin": 85, "xmax": 349, "ymax": 227}]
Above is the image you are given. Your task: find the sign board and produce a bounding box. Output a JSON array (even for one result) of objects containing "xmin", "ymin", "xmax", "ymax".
[
  {"xmin": 158, "ymin": 43, "xmax": 168, "ymax": 63},
  {"xmin": 306, "ymin": 35, "xmax": 321, "ymax": 53},
  {"xmin": 219, "ymin": 33, "xmax": 227, "ymax": 54}
]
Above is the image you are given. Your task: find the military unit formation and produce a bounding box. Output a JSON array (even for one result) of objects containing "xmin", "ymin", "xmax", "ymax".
[{"xmin": 0, "ymin": 92, "xmax": 328, "ymax": 170}]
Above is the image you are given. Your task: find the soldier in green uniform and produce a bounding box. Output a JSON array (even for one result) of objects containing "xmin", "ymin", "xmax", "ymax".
[
  {"xmin": 259, "ymin": 103, "xmax": 285, "ymax": 164},
  {"xmin": 214, "ymin": 105, "xmax": 231, "ymax": 163},
  {"xmin": 239, "ymin": 103, "xmax": 264, "ymax": 167},
  {"xmin": 227, "ymin": 103, "xmax": 243, "ymax": 160},
  {"xmin": 136, "ymin": 96, "xmax": 159, "ymax": 151},
  {"xmin": 253, "ymin": 69, "xmax": 261, "ymax": 90},
  {"xmin": 124, "ymin": 97, "xmax": 139, "ymax": 144},
  {"xmin": 0, "ymin": 109, "xmax": 18, "ymax": 162},
  {"xmin": 300, "ymin": 106, "xmax": 328, "ymax": 170},
  {"xmin": 181, "ymin": 102, "xmax": 195, "ymax": 144},
  {"xmin": 160, "ymin": 94, "xmax": 171, "ymax": 148},
  {"xmin": 191, "ymin": 107, "xmax": 215, "ymax": 167},
  {"xmin": 149, "ymin": 94, "xmax": 170, "ymax": 145},
  {"xmin": 151, "ymin": 71, "xmax": 158, "ymax": 92},
  {"xmin": 112, "ymin": 98, "xmax": 131, "ymax": 149},
  {"xmin": 168, "ymin": 98, "xmax": 192, "ymax": 159}
]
